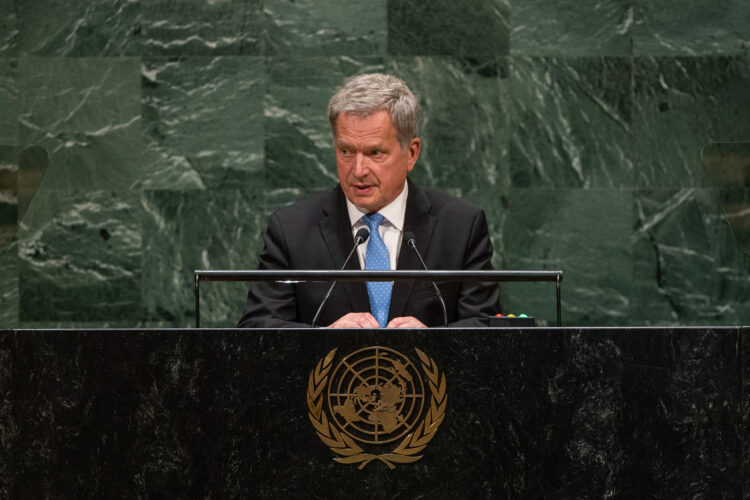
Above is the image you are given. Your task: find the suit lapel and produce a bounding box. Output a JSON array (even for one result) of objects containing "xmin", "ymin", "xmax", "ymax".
[
  {"xmin": 389, "ymin": 180, "xmax": 436, "ymax": 320},
  {"xmin": 318, "ymin": 186, "xmax": 370, "ymax": 314}
]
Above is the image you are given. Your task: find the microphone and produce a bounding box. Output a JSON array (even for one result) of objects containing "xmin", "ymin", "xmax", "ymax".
[
  {"xmin": 311, "ymin": 227, "xmax": 370, "ymax": 327},
  {"xmin": 404, "ymin": 231, "xmax": 448, "ymax": 327}
]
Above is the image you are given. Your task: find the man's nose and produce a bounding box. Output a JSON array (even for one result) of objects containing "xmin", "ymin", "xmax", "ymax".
[{"xmin": 352, "ymin": 153, "xmax": 368, "ymax": 175}]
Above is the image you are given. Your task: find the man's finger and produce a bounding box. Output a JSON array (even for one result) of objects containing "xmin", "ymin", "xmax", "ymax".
[
  {"xmin": 358, "ymin": 313, "xmax": 380, "ymax": 328},
  {"xmin": 329, "ymin": 312, "xmax": 380, "ymax": 328},
  {"xmin": 387, "ymin": 316, "xmax": 427, "ymax": 328}
]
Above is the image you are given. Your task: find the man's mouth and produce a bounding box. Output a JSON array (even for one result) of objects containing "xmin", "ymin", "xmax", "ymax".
[{"xmin": 353, "ymin": 184, "xmax": 374, "ymax": 194}]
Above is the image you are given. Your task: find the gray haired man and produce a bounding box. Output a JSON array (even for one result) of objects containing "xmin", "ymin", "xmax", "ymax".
[{"xmin": 238, "ymin": 73, "xmax": 500, "ymax": 328}]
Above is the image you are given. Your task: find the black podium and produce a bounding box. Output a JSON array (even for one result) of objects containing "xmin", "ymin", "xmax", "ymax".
[{"xmin": 1, "ymin": 326, "xmax": 747, "ymax": 497}]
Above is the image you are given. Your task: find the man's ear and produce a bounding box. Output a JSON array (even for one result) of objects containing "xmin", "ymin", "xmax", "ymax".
[{"xmin": 407, "ymin": 138, "xmax": 421, "ymax": 171}]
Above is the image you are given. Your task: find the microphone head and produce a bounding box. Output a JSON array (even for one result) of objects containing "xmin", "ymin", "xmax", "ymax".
[
  {"xmin": 404, "ymin": 231, "xmax": 417, "ymax": 247},
  {"xmin": 355, "ymin": 227, "xmax": 370, "ymax": 244}
]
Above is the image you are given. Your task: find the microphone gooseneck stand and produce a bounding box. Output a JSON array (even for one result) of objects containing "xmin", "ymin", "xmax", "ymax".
[
  {"xmin": 404, "ymin": 231, "xmax": 448, "ymax": 327},
  {"xmin": 311, "ymin": 227, "xmax": 370, "ymax": 328}
]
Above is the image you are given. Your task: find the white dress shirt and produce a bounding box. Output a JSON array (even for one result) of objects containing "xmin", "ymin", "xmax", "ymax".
[{"xmin": 345, "ymin": 181, "xmax": 408, "ymax": 270}]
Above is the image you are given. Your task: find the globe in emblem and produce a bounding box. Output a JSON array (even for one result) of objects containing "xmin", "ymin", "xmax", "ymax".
[{"xmin": 327, "ymin": 346, "xmax": 425, "ymax": 444}]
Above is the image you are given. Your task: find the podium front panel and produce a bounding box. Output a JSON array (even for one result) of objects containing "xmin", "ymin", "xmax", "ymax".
[{"xmin": 0, "ymin": 327, "xmax": 745, "ymax": 498}]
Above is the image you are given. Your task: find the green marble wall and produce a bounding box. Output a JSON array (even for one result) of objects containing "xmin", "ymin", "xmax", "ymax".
[{"xmin": 0, "ymin": 0, "xmax": 748, "ymax": 328}]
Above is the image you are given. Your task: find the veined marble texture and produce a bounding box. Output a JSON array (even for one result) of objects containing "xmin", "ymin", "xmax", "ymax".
[
  {"xmin": 18, "ymin": 57, "xmax": 143, "ymax": 191},
  {"xmin": 142, "ymin": 0, "xmax": 263, "ymax": 56},
  {"xmin": 139, "ymin": 56, "xmax": 265, "ymax": 190},
  {"xmin": 265, "ymin": 0, "xmax": 386, "ymax": 55},
  {"xmin": 0, "ymin": 0, "xmax": 748, "ymax": 327},
  {"xmin": 0, "ymin": 0, "xmax": 17, "ymax": 57},
  {"xmin": 0, "ymin": 59, "xmax": 17, "ymax": 143},
  {"xmin": 633, "ymin": 188, "xmax": 750, "ymax": 325},
  {"xmin": 0, "ymin": 147, "xmax": 17, "ymax": 254},
  {"xmin": 512, "ymin": 0, "xmax": 633, "ymax": 56},
  {"xmin": 388, "ymin": 0, "xmax": 510, "ymax": 56},
  {"xmin": 633, "ymin": 56, "xmax": 750, "ymax": 188},
  {"xmin": 0, "ymin": 240, "xmax": 17, "ymax": 327},
  {"xmin": 510, "ymin": 57, "xmax": 634, "ymax": 188},
  {"xmin": 0, "ymin": 145, "xmax": 47, "ymax": 257},
  {"xmin": 513, "ymin": 0, "xmax": 750, "ymax": 57},
  {"xmin": 17, "ymin": 190, "xmax": 142, "ymax": 322},
  {"xmin": 503, "ymin": 189, "xmax": 633, "ymax": 325},
  {"xmin": 632, "ymin": 0, "xmax": 750, "ymax": 56},
  {"xmin": 141, "ymin": 189, "xmax": 266, "ymax": 326},
  {"xmin": 14, "ymin": 0, "xmax": 140, "ymax": 56},
  {"xmin": 389, "ymin": 57, "xmax": 510, "ymax": 193}
]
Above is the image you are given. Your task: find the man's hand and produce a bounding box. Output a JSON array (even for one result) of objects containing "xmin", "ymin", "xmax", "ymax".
[
  {"xmin": 328, "ymin": 312, "xmax": 381, "ymax": 328},
  {"xmin": 386, "ymin": 316, "xmax": 427, "ymax": 328}
]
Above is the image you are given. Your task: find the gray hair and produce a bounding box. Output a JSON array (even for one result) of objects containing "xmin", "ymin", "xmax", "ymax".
[{"xmin": 328, "ymin": 73, "xmax": 420, "ymax": 150}]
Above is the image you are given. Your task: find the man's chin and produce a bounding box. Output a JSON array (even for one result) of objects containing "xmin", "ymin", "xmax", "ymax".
[{"xmin": 354, "ymin": 201, "xmax": 378, "ymax": 212}]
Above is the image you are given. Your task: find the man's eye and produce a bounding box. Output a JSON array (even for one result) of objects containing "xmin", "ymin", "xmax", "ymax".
[{"xmin": 371, "ymin": 150, "xmax": 383, "ymax": 157}]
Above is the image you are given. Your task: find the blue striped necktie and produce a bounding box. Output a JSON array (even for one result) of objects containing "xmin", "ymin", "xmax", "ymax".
[{"xmin": 362, "ymin": 213, "xmax": 392, "ymax": 327}]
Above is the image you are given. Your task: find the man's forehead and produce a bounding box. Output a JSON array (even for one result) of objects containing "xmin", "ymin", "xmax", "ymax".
[
  {"xmin": 337, "ymin": 109, "xmax": 392, "ymax": 124},
  {"xmin": 335, "ymin": 110, "xmax": 395, "ymax": 136}
]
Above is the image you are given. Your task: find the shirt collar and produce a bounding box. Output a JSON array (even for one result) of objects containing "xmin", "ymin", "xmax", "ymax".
[{"xmin": 345, "ymin": 180, "xmax": 408, "ymax": 231}]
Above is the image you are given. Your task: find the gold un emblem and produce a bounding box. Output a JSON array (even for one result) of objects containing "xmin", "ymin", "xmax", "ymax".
[{"xmin": 307, "ymin": 346, "xmax": 447, "ymax": 469}]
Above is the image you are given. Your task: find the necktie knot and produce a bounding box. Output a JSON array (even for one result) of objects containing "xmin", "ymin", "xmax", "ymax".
[{"xmin": 362, "ymin": 213, "xmax": 385, "ymax": 232}]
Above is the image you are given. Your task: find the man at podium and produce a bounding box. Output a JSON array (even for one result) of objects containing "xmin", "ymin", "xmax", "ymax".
[{"xmin": 238, "ymin": 73, "xmax": 500, "ymax": 328}]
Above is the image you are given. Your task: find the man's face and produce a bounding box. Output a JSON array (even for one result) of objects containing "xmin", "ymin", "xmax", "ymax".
[{"xmin": 334, "ymin": 110, "xmax": 420, "ymax": 213}]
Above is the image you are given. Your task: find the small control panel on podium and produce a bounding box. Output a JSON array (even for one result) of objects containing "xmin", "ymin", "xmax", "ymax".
[{"xmin": 487, "ymin": 313, "xmax": 535, "ymax": 327}]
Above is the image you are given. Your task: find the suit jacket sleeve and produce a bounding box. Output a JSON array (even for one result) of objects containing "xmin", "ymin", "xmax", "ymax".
[
  {"xmin": 237, "ymin": 212, "xmax": 309, "ymax": 328},
  {"xmin": 449, "ymin": 208, "xmax": 500, "ymax": 327}
]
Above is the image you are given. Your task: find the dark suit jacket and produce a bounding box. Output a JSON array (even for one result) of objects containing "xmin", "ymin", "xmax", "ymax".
[{"xmin": 237, "ymin": 179, "xmax": 500, "ymax": 328}]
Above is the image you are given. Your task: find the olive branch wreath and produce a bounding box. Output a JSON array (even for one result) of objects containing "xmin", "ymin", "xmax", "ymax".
[{"xmin": 306, "ymin": 347, "xmax": 447, "ymax": 470}]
